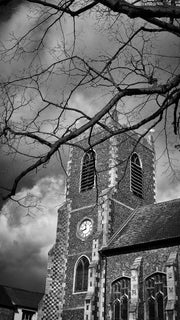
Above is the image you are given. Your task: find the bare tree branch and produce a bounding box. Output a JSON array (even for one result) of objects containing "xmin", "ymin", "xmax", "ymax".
[{"xmin": 0, "ymin": 0, "xmax": 180, "ymax": 200}]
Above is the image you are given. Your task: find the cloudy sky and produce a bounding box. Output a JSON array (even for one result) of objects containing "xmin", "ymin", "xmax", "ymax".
[
  {"xmin": 0, "ymin": 176, "xmax": 65, "ymax": 292},
  {"xmin": 0, "ymin": 0, "xmax": 180, "ymax": 293}
]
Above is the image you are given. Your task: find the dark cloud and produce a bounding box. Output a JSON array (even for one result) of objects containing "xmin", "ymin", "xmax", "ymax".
[
  {"xmin": 0, "ymin": 0, "xmax": 24, "ymax": 24},
  {"xmin": 0, "ymin": 0, "xmax": 180, "ymax": 295},
  {"xmin": 0, "ymin": 239, "xmax": 45, "ymax": 291},
  {"xmin": 0, "ymin": 156, "xmax": 34, "ymax": 204},
  {"xmin": 0, "ymin": 176, "xmax": 64, "ymax": 291},
  {"xmin": 0, "ymin": 148, "xmax": 67, "ymax": 208}
]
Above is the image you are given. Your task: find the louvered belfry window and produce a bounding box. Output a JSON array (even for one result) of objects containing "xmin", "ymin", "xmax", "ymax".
[
  {"xmin": 74, "ymin": 256, "xmax": 89, "ymax": 292},
  {"xmin": 131, "ymin": 153, "xmax": 143, "ymax": 198},
  {"xmin": 145, "ymin": 273, "xmax": 167, "ymax": 320},
  {"xmin": 80, "ymin": 150, "xmax": 95, "ymax": 192}
]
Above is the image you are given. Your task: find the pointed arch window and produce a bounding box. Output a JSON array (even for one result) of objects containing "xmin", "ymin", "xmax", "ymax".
[
  {"xmin": 80, "ymin": 150, "xmax": 95, "ymax": 192},
  {"xmin": 22, "ymin": 310, "xmax": 34, "ymax": 320},
  {"xmin": 130, "ymin": 153, "xmax": 143, "ymax": 198},
  {"xmin": 114, "ymin": 299, "xmax": 121, "ymax": 320},
  {"xmin": 112, "ymin": 277, "xmax": 130, "ymax": 320},
  {"xmin": 145, "ymin": 272, "xmax": 167, "ymax": 320},
  {"xmin": 74, "ymin": 256, "xmax": 89, "ymax": 292}
]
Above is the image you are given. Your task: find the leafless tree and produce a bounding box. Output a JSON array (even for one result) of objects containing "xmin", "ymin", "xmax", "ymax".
[{"xmin": 0, "ymin": 0, "xmax": 180, "ymax": 200}]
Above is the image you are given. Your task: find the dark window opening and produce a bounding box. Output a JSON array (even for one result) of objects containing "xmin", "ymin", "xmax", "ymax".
[
  {"xmin": 22, "ymin": 310, "xmax": 34, "ymax": 320},
  {"xmin": 146, "ymin": 273, "xmax": 167, "ymax": 320},
  {"xmin": 131, "ymin": 153, "xmax": 143, "ymax": 198},
  {"xmin": 121, "ymin": 295, "xmax": 128, "ymax": 320},
  {"xmin": 112, "ymin": 277, "xmax": 130, "ymax": 320},
  {"xmin": 74, "ymin": 256, "xmax": 89, "ymax": 292},
  {"xmin": 114, "ymin": 299, "xmax": 120, "ymax": 320},
  {"xmin": 148, "ymin": 296, "xmax": 156, "ymax": 320},
  {"xmin": 80, "ymin": 150, "xmax": 95, "ymax": 192},
  {"xmin": 157, "ymin": 292, "xmax": 164, "ymax": 320}
]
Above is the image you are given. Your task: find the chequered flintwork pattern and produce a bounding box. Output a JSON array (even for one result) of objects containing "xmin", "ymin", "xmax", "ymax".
[
  {"xmin": 96, "ymin": 259, "xmax": 106, "ymax": 320},
  {"xmin": 84, "ymin": 240, "xmax": 100, "ymax": 320},
  {"xmin": 41, "ymin": 249, "xmax": 66, "ymax": 319},
  {"xmin": 44, "ymin": 246, "xmax": 55, "ymax": 295},
  {"xmin": 93, "ymin": 262, "xmax": 101, "ymax": 320},
  {"xmin": 40, "ymin": 203, "xmax": 71, "ymax": 320},
  {"xmin": 85, "ymin": 256, "xmax": 105, "ymax": 320}
]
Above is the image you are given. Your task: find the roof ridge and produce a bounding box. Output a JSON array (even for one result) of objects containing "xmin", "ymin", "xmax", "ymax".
[
  {"xmin": 106, "ymin": 206, "xmax": 139, "ymax": 247},
  {"xmin": 101, "ymin": 197, "xmax": 180, "ymax": 255},
  {"xmin": 2, "ymin": 284, "xmax": 43, "ymax": 294},
  {"xmin": 129, "ymin": 197, "xmax": 180, "ymax": 212},
  {"xmin": 157, "ymin": 197, "xmax": 180, "ymax": 205},
  {"xmin": 110, "ymin": 197, "xmax": 134, "ymax": 211}
]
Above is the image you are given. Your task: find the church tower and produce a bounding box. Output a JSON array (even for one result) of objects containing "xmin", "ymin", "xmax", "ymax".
[{"xmin": 39, "ymin": 122, "xmax": 155, "ymax": 320}]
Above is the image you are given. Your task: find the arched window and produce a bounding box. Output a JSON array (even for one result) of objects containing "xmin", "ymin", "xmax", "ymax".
[
  {"xmin": 145, "ymin": 272, "xmax": 167, "ymax": 320},
  {"xmin": 22, "ymin": 310, "xmax": 34, "ymax": 320},
  {"xmin": 112, "ymin": 277, "xmax": 130, "ymax": 320},
  {"xmin": 148, "ymin": 296, "xmax": 156, "ymax": 320},
  {"xmin": 130, "ymin": 153, "xmax": 143, "ymax": 198},
  {"xmin": 157, "ymin": 292, "xmax": 164, "ymax": 320},
  {"xmin": 80, "ymin": 150, "xmax": 95, "ymax": 192},
  {"xmin": 74, "ymin": 256, "xmax": 89, "ymax": 292},
  {"xmin": 114, "ymin": 299, "xmax": 120, "ymax": 320}
]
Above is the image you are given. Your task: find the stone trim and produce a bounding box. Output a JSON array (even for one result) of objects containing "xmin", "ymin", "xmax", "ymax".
[
  {"xmin": 108, "ymin": 135, "xmax": 118, "ymax": 190},
  {"xmin": 70, "ymin": 204, "xmax": 96, "ymax": 213},
  {"xmin": 110, "ymin": 197, "xmax": 134, "ymax": 211},
  {"xmin": 100, "ymin": 194, "xmax": 112, "ymax": 247},
  {"xmin": 65, "ymin": 147, "xmax": 73, "ymax": 198},
  {"xmin": 84, "ymin": 240, "xmax": 100, "ymax": 320},
  {"xmin": 166, "ymin": 252, "xmax": 177, "ymax": 320},
  {"xmin": 129, "ymin": 257, "xmax": 142, "ymax": 320},
  {"xmin": 98, "ymin": 258, "xmax": 106, "ymax": 320},
  {"xmin": 107, "ymin": 208, "xmax": 138, "ymax": 247}
]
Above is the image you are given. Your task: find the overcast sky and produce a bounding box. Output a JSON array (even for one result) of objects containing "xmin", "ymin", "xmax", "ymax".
[{"xmin": 0, "ymin": 0, "xmax": 180, "ymax": 293}]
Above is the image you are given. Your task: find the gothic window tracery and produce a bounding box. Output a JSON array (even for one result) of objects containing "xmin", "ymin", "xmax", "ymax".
[
  {"xmin": 145, "ymin": 272, "xmax": 167, "ymax": 320},
  {"xmin": 74, "ymin": 256, "xmax": 89, "ymax": 292},
  {"xmin": 130, "ymin": 153, "xmax": 143, "ymax": 198},
  {"xmin": 80, "ymin": 150, "xmax": 95, "ymax": 192},
  {"xmin": 22, "ymin": 310, "xmax": 34, "ymax": 320},
  {"xmin": 111, "ymin": 277, "xmax": 130, "ymax": 320}
]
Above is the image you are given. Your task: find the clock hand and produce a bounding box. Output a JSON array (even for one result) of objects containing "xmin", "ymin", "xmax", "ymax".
[{"xmin": 80, "ymin": 224, "xmax": 87, "ymax": 231}]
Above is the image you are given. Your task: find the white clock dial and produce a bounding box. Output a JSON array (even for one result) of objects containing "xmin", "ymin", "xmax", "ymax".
[{"xmin": 78, "ymin": 219, "xmax": 93, "ymax": 239}]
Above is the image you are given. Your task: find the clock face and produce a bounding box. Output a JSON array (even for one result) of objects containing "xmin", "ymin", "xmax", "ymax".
[{"xmin": 78, "ymin": 219, "xmax": 93, "ymax": 239}]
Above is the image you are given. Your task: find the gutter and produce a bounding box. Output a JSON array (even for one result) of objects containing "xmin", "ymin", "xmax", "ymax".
[{"xmin": 99, "ymin": 236, "xmax": 180, "ymax": 257}]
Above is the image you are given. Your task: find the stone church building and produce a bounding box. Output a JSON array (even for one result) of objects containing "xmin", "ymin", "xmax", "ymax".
[{"xmin": 38, "ymin": 120, "xmax": 180, "ymax": 320}]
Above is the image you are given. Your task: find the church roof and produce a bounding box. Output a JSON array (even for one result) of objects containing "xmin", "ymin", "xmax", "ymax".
[
  {"xmin": 0, "ymin": 285, "xmax": 43, "ymax": 310},
  {"xmin": 0, "ymin": 285, "xmax": 15, "ymax": 309},
  {"xmin": 101, "ymin": 198, "xmax": 180, "ymax": 256}
]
